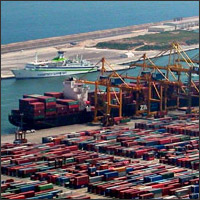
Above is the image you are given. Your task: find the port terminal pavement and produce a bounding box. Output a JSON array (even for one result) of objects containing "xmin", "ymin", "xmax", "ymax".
[{"xmin": 1, "ymin": 114, "xmax": 198, "ymax": 199}]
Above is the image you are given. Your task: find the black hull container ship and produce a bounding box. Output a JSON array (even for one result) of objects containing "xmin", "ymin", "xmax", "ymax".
[
  {"xmin": 9, "ymin": 76, "xmax": 199, "ymax": 130},
  {"xmin": 9, "ymin": 79, "xmax": 94, "ymax": 130}
]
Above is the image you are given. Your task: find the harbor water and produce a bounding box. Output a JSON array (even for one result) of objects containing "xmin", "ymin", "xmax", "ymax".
[
  {"xmin": 1, "ymin": 49, "xmax": 199, "ymax": 134},
  {"xmin": 1, "ymin": 1, "xmax": 199, "ymax": 44}
]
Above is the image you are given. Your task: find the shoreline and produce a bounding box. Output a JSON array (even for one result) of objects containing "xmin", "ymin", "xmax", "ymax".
[
  {"xmin": 1, "ymin": 16, "xmax": 198, "ymax": 79},
  {"xmin": 1, "ymin": 44, "xmax": 199, "ymax": 80},
  {"xmin": 1, "ymin": 16, "xmax": 198, "ymax": 54}
]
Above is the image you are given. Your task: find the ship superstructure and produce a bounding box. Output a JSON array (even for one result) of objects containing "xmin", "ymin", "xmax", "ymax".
[{"xmin": 12, "ymin": 51, "xmax": 98, "ymax": 79}]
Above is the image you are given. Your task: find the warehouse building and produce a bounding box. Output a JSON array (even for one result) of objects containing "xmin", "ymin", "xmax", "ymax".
[
  {"xmin": 148, "ymin": 25, "xmax": 175, "ymax": 32},
  {"xmin": 164, "ymin": 18, "xmax": 199, "ymax": 30}
]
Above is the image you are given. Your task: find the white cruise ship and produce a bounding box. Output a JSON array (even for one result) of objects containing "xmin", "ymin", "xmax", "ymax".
[{"xmin": 12, "ymin": 51, "xmax": 99, "ymax": 79}]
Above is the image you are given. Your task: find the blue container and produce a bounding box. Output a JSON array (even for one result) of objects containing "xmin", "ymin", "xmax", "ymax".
[
  {"xmin": 96, "ymin": 169, "xmax": 110, "ymax": 176},
  {"xmin": 47, "ymin": 189, "xmax": 62, "ymax": 196},
  {"xmin": 189, "ymin": 193, "xmax": 199, "ymax": 199},
  {"xmin": 144, "ymin": 175, "xmax": 163, "ymax": 182},
  {"xmin": 179, "ymin": 175, "xmax": 194, "ymax": 183},
  {"xmin": 157, "ymin": 129, "xmax": 166, "ymax": 133},
  {"xmin": 155, "ymin": 145, "xmax": 165, "ymax": 150},
  {"xmin": 104, "ymin": 171, "xmax": 119, "ymax": 178},
  {"xmin": 191, "ymin": 185, "xmax": 199, "ymax": 193},
  {"xmin": 126, "ymin": 167, "xmax": 134, "ymax": 173},
  {"xmin": 110, "ymin": 77, "xmax": 123, "ymax": 85},
  {"xmin": 152, "ymin": 73, "xmax": 165, "ymax": 80},
  {"xmin": 58, "ymin": 176, "xmax": 70, "ymax": 186},
  {"xmin": 37, "ymin": 194, "xmax": 54, "ymax": 199},
  {"xmin": 20, "ymin": 185, "xmax": 35, "ymax": 192},
  {"xmin": 88, "ymin": 167, "xmax": 96, "ymax": 173}
]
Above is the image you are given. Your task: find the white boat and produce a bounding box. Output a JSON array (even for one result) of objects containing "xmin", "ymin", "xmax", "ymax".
[{"xmin": 12, "ymin": 51, "xmax": 99, "ymax": 79}]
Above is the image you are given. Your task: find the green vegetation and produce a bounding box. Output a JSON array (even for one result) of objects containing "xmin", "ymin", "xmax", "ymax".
[
  {"xmin": 133, "ymin": 30, "xmax": 198, "ymax": 44},
  {"xmin": 96, "ymin": 42, "xmax": 143, "ymax": 50},
  {"xmin": 185, "ymin": 39, "xmax": 199, "ymax": 45},
  {"xmin": 136, "ymin": 44, "xmax": 170, "ymax": 51},
  {"xmin": 95, "ymin": 30, "xmax": 199, "ymax": 51}
]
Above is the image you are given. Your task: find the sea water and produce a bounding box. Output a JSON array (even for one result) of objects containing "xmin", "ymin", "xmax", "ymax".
[{"xmin": 1, "ymin": 1, "xmax": 199, "ymax": 44}]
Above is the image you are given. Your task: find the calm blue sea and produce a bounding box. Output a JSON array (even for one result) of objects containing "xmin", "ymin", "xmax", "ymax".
[
  {"xmin": 1, "ymin": 1, "xmax": 199, "ymax": 44},
  {"xmin": 1, "ymin": 1, "xmax": 199, "ymax": 134}
]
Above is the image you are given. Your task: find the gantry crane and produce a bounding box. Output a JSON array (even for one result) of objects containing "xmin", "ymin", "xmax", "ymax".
[
  {"xmin": 76, "ymin": 42, "xmax": 199, "ymax": 124},
  {"xmin": 77, "ymin": 57, "xmax": 135, "ymax": 124},
  {"xmin": 128, "ymin": 42, "xmax": 199, "ymax": 114}
]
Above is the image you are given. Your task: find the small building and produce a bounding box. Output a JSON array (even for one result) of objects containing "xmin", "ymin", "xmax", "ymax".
[
  {"xmin": 120, "ymin": 51, "xmax": 134, "ymax": 58},
  {"xmin": 148, "ymin": 25, "xmax": 175, "ymax": 32}
]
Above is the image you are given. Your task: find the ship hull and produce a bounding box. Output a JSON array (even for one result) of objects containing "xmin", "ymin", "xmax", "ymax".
[
  {"xmin": 9, "ymin": 111, "xmax": 94, "ymax": 130},
  {"xmin": 12, "ymin": 68, "xmax": 97, "ymax": 79}
]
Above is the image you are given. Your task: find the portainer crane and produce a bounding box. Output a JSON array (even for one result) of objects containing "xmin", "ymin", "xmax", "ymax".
[{"xmin": 76, "ymin": 42, "xmax": 199, "ymax": 124}]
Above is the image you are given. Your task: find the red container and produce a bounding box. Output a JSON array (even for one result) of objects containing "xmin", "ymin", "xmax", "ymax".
[
  {"xmin": 56, "ymin": 104, "xmax": 68, "ymax": 113},
  {"xmin": 45, "ymin": 111, "xmax": 56, "ymax": 116},
  {"xmin": 67, "ymin": 146, "xmax": 78, "ymax": 151},
  {"xmin": 158, "ymin": 138, "xmax": 171, "ymax": 144},
  {"xmin": 68, "ymin": 104, "xmax": 79, "ymax": 109},
  {"xmin": 162, "ymin": 186, "xmax": 174, "ymax": 195},
  {"xmin": 29, "ymin": 102, "xmax": 45, "ymax": 109},
  {"xmin": 8, "ymin": 195, "xmax": 26, "ymax": 199},
  {"xmin": 74, "ymin": 175, "xmax": 89, "ymax": 185},
  {"xmin": 45, "ymin": 102, "xmax": 56, "ymax": 108},
  {"xmin": 20, "ymin": 190, "xmax": 35, "ymax": 198},
  {"xmin": 139, "ymin": 192, "xmax": 154, "ymax": 199},
  {"xmin": 44, "ymin": 92, "xmax": 63, "ymax": 99},
  {"xmin": 19, "ymin": 98, "xmax": 38, "ymax": 104}
]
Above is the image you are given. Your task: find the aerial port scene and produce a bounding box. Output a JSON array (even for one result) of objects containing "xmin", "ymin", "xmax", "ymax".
[{"xmin": 1, "ymin": 1, "xmax": 199, "ymax": 199}]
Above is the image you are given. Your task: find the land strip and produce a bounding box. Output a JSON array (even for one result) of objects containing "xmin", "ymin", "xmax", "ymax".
[{"xmin": 1, "ymin": 16, "xmax": 199, "ymax": 79}]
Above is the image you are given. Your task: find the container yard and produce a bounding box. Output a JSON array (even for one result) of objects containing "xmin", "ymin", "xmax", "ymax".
[
  {"xmin": 1, "ymin": 4, "xmax": 199, "ymax": 198},
  {"xmin": 1, "ymin": 113, "xmax": 199, "ymax": 199},
  {"xmin": 2, "ymin": 39, "xmax": 199, "ymax": 199}
]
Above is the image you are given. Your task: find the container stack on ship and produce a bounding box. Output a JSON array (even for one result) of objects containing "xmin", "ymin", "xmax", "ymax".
[{"xmin": 9, "ymin": 78, "xmax": 94, "ymax": 130}]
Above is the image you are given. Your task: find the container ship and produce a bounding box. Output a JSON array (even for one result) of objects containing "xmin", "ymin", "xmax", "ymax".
[
  {"xmin": 9, "ymin": 78, "xmax": 95, "ymax": 130},
  {"xmin": 9, "ymin": 76, "xmax": 199, "ymax": 130},
  {"xmin": 11, "ymin": 51, "xmax": 98, "ymax": 79}
]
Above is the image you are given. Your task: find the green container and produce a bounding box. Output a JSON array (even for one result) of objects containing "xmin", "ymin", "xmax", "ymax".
[
  {"xmin": 44, "ymin": 97, "xmax": 56, "ymax": 103},
  {"xmin": 67, "ymin": 101, "xmax": 79, "ymax": 105},
  {"xmin": 180, "ymin": 136, "xmax": 190, "ymax": 141},
  {"xmin": 159, "ymin": 151, "xmax": 167, "ymax": 156},
  {"xmin": 65, "ymin": 157, "xmax": 75, "ymax": 163},
  {"xmin": 120, "ymin": 118, "xmax": 131, "ymax": 123},
  {"xmin": 38, "ymin": 183, "xmax": 53, "ymax": 191},
  {"xmin": 46, "ymin": 108, "xmax": 56, "ymax": 112},
  {"xmin": 162, "ymin": 172, "xmax": 174, "ymax": 179}
]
